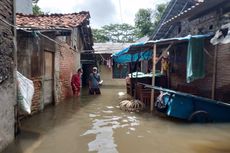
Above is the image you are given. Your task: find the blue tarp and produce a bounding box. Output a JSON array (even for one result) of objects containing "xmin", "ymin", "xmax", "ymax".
[
  {"xmin": 112, "ymin": 42, "xmax": 145, "ymax": 57},
  {"xmin": 111, "ymin": 42, "xmax": 153, "ymax": 63},
  {"xmin": 112, "ymin": 34, "xmax": 211, "ymax": 66},
  {"xmin": 112, "ymin": 50, "xmax": 153, "ymax": 63},
  {"xmin": 147, "ymin": 34, "xmax": 212, "ymax": 44}
]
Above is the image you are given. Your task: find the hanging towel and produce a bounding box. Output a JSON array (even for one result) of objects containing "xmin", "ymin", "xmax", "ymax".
[{"xmin": 186, "ymin": 37, "xmax": 205, "ymax": 83}]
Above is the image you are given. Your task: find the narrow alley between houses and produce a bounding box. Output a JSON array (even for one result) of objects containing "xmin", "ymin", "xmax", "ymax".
[
  {"xmin": 3, "ymin": 86, "xmax": 230, "ymax": 153},
  {"xmin": 2, "ymin": 0, "xmax": 230, "ymax": 152}
]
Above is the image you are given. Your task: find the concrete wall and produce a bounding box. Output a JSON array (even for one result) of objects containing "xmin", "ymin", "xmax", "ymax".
[
  {"xmin": 0, "ymin": 0, "xmax": 16, "ymax": 151},
  {"xmin": 16, "ymin": 0, "xmax": 32, "ymax": 14},
  {"xmin": 99, "ymin": 65, "xmax": 126, "ymax": 86}
]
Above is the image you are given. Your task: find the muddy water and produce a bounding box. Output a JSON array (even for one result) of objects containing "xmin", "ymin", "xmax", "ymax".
[{"xmin": 3, "ymin": 86, "xmax": 230, "ymax": 153}]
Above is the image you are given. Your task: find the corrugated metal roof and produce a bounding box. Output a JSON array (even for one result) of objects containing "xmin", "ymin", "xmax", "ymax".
[
  {"xmin": 93, "ymin": 43, "xmax": 133, "ymax": 54},
  {"xmin": 162, "ymin": 0, "xmax": 228, "ymax": 26},
  {"xmin": 150, "ymin": 0, "xmax": 197, "ymax": 40}
]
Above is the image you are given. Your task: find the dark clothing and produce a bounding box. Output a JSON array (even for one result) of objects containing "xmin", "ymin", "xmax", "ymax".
[
  {"xmin": 89, "ymin": 73, "xmax": 101, "ymax": 88},
  {"xmin": 88, "ymin": 72, "xmax": 101, "ymax": 95},
  {"xmin": 89, "ymin": 88, "xmax": 101, "ymax": 95}
]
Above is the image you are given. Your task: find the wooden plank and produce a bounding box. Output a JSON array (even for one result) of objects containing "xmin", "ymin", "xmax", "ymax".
[
  {"xmin": 211, "ymin": 45, "xmax": 218, "ymax": 99},
  {"xmin": 204, "ymin": 48, "xmax": 212, "ymax": 58},
  {"xmin": 44, "ymin": 51, "xmax": 54, "ymax": 105},
  {"xmin": 150, "ymin": 44, "xmax": 157, "ymax": 112},
  {"xmin": 44, "ymin": 51, "xmax": 54, "ymax": 79}
]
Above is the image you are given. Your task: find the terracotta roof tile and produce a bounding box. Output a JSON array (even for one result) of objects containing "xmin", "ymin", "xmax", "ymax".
[{"xmin": 16, "ymin": 11, "xmax": 90, "ymax": 29}]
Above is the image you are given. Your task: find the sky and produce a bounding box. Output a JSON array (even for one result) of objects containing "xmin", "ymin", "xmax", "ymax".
[{"xmin": 38, "ymin": 0, "xmax": 169, "ymax": 28}]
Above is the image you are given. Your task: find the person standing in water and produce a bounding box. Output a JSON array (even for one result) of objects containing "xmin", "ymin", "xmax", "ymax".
[
  {"xmin": 88, "ymin": 67, "xmax": 101, "ymax": 95},
  {"xmin": 71, "ymin": 68, "xmax": 83, "ymax": 96}
]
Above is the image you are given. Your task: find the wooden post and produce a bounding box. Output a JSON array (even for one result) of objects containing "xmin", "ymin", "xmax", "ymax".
[
  {"xmin": 156, "ymin": 43, "xmax": 172, "ymax": 64},
  {"xmin": 211, "ymin": 45, "xmax": 218, "ymax": 100},
  {"xmin": 150, "ymin": 44, "xmax": 157, "ymax": 112}
]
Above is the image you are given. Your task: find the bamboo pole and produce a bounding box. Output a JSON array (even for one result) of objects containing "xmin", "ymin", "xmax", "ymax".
[
  {"xmin": 211, "ymin": 45, "xmax": 218, "ymax": 100},
  {"xmin": 150, "ymin": 44, "xmax": 157, "ymax": 112}
]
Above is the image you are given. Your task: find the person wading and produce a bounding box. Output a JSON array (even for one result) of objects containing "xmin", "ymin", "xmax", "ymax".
[
  {"xmin": 71, "ymin": 68, "xmax": 83, "ymax": 96},
  {"xmin": 88, "ymin": 67, "xmax": 101, "ymax": 95}
]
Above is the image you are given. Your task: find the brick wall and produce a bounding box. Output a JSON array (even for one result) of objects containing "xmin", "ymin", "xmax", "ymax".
[
  {"xmin": 169, "ymin": 11, "xmax": 219, "ymax": 38},
  {"xmin": 169, "ymin": 42, "xmax": 215, "ymax": 99},
  {"xmin": 57, "ymin": 42, "xmax": 80, "ymax": 100},
  {"xmin": 30, "ymin": 78, "xmax": 42, "ymax": 113},
  {"xmin": 0, "ymin": 0, "xmax": 16, "ymax": 151},
  {"xmin": 215, "ymin": 43, "xmax": 230, "ymax": 102},
  {"xmin": 167, "ymin": 8, "xmax": 230, "ymax": 101},
  {"xmin": 18, "ymin": 77, "xmax": 42, "ymax": 119}
]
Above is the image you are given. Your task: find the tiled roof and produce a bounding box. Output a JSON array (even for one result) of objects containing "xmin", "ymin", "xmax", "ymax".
[{"xmin": 16, "ymin": 11, "xmax": 90, "ymax": 29}]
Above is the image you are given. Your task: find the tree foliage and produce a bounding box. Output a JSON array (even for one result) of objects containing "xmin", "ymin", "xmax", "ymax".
[
  {"xmin": 32, "ymin": 0, "xmax": 44, "ymax": 15},
  {"xmin": 134, "ymin": 8, "xmax": 153, "ymax": 38},
  {"xmin": 93, "ymin": 23, "xmax": 137, "ymax": 43},
  {"xmin": 153, "ymin": 3, "xmax": 167, "ymax": 27},
  {"xmin": 93, "ymin": 2, "xmax": 168, "ymax": 42},
  {"xmin": 134, "ymin": 3, "xmax": 168, "ymax": 38},
  {"xmin": 33, "ymin": 5, "xmax": 44, "ymax": 15},
  {"xmin": 92, "ymin": 29, "xmax": 109, "ymax": 43}
]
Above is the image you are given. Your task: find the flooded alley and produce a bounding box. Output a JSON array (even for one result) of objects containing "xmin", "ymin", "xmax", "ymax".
[
  {"xmin": 2, "ymin": 0, "xmax": 230, "ymax": 152},
  {"xmin": 3, "ymin": 86, "xmax": 230, "ymax": 153}
]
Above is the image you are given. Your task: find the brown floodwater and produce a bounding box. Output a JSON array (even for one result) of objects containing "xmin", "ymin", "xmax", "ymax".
[{"xmin": 2, "ymin": 86, "xmax": 230, "ymax": 153}]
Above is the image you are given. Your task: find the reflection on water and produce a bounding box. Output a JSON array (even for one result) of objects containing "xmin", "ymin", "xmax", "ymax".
[
  {"xmin": 82, "ymin": 111, "xmax": 140, "ymax": 153},
  {"xmin": 2, "ymin": 86, "xmax": 230, "ymax": 153}
]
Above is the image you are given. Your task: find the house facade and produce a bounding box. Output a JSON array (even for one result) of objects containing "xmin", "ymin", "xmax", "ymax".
[
  {"xmin": 16, "ymin": 12, "xmax": 93, "ymax": 114},
  {"xmin": 0, "ymin": 0, "xmax": 16, "ymax": 151},
  {"xmin": 150, "ymin": 0, "xmax": 230, "ymax": 102}
]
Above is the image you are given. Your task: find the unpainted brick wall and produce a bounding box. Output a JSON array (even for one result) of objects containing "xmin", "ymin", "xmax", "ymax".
[
  {"xmin": 30, "ymin": 78, "xmax": 42, "ymax": 113},
  {"xmin": 18, "ymin": 77, "xmax": 42, "ymax": 118},
  {"xmin": 58, "ymin": 42, "xmax": 80, "ymax": 100},
  {"xmin": 215, "ymin": 43, "xmax": 230, "ymax": 102}
]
